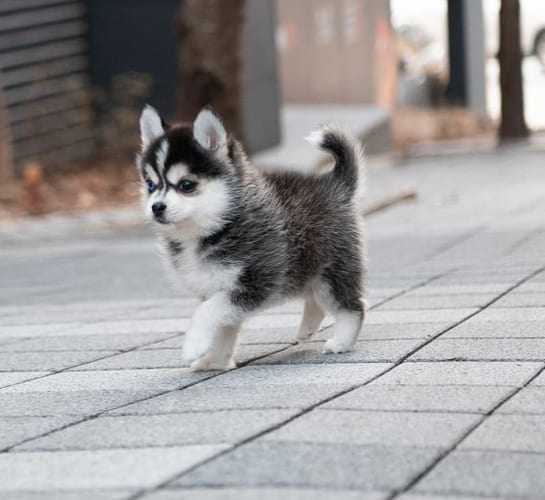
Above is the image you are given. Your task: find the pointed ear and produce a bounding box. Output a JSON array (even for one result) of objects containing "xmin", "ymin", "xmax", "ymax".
[
  {"xmin": 193, "ymin": 108, "xmax": 227, "ymax": 153},
  {"xmin": 139, "ymin": 105, "xmax": 164, "ymax": 149}
]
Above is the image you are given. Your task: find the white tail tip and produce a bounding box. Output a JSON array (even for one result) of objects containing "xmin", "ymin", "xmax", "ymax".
[{"xmin": 305, "ymin": 129, "xmax": 324, "ymax": 148}]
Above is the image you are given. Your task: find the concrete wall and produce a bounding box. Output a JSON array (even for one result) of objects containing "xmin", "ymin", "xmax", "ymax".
[{"xmin": 243, "ymin": 0, "xmax": 281, "ymax": 153}]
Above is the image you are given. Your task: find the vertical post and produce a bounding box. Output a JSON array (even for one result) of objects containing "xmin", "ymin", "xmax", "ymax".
[
  {"xmin": 447, "ymin": 0, "xmax": 487, "ymax": 116},
  {"xmin": 498, "ymin": 0, "xmax": 529, "ymax": 139},
  {"xmin": 0, "ymin": 69, "xmax": 13, "ymax": 178}
]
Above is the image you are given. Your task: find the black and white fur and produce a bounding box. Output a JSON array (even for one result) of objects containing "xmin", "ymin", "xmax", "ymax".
[{"xmin": 138, "ymin": 105, "xmax": 366, "ymax": 371}]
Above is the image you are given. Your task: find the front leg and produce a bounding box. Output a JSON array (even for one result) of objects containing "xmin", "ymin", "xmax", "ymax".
[{"xmin": 182, "ymin": 292, "xmax": 243, "ymax": 371}]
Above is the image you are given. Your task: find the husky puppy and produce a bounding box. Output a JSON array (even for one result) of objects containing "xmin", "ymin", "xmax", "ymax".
[{"xmin": 137, "ymin": 106, "xmax": 366, "ymax": 371}]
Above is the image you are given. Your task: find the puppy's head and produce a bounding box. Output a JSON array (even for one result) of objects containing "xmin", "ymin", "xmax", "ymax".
[{"xmin": 137, "ymin": 105, "xmax": 235, "ymax": 237}]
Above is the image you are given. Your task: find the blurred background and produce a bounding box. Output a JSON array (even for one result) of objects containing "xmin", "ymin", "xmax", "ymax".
[{"xmin": 0, "ymin": 0, "xmax": 542, "ymax": 221}]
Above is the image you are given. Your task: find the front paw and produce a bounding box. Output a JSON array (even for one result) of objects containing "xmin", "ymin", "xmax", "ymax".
[
  {"xmin": 181, "ymin": 340, "xmax": 209, "ymax": 366},
  {"xmin": 295, "ymin": 330, "xmax": 313, "ymax": 344},
  {"xmin": 323, "ymin": 339, "xmax": 352, "ymax": 354},
  {"xmin": 190, "ymin": 356, "xmax": 236, "ymax": 372}
]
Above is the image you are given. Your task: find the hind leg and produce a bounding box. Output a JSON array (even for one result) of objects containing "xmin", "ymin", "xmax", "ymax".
[
  {"xmin": 296, "ymin": 291, "xmax": 325, "ymax": 343},
  {"xmin": 314, "ymin": 263, "xmax": 365, "ymax": 354},
  {"xmin": 323, "ymin": 308, "xmax": 364, "ymax": 353}
]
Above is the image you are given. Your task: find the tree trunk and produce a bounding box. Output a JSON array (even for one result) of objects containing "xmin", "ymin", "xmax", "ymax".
[
  {"xmin": 176, "ymin": 0, "xmax": 246, "ymax": 141},
  {"xmin": 498, "ymin": 0, "xmax": 529, "ymax": 140},
  {"xmin": 0, "ymin": 69, "xmax": 13, "ymax": 178}
]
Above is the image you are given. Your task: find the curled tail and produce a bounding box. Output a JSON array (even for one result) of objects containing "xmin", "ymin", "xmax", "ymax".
[{"xmin": 305, "ymin": 123, "xmax": 366, "ymax": 198}]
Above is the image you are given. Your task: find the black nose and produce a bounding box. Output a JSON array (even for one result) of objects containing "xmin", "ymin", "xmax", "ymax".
[{"xmin": 152, "ymin": 202, "xmax": 166, "ymax": 217}]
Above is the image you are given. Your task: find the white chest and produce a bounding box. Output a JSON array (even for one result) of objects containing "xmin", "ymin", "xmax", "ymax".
[{"xmin": 168, "ymin": 242, "xmax": 241, "ymax": 298}]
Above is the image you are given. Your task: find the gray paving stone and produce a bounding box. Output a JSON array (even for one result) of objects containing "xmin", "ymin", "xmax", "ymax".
[
  {"xmin": 0, "ymin": 492, "xmax": 132, "ymax": 500},
  {"xmin": 0, "ymin": 332, "xmax": 178, "ymax": 352},
  {"xmin": 0, "ymin": 390, "xmax": 158, "ymax": 417},
  {"xmin": 244, "ymin": 314, "xmax": 310, "ymax": 329},
  {"xmin": 0, "ymin": 446, "xmax": 227, "ymax": 491},
  {"xmin": 410, "ymin": 338, "xmax": 545, "ymax": 361},
  {"xmin": 140, "ymin": 329, "xmax": 307, "ymax": 347},
  {"xmin": 375, "ymin": 295, "xmax": 494, "ymax": 310},
  {"xmin": 71, "ymin": 319, "xmax": 190, "ymax": 335},
  {"xmin": 255, "ymin": 339, "xmax": 425, "ymax": 364},
  {"xmin": 414, "ymin": 450, "xmax": 545, "ymax": 497},
  {"xmin": 15, "ymin": 410, "xmax": 298, "ymax": 451},
  {"xmin": 0, "ymin": 351, "xmax": 119, "ymax": 371},
  {"xmin": 0, "ymin": 372, "xmax": 50, "ymax": 390},
  {"xmin": 323, "ymin": 385, "xmax": 513, "ymax": 413},
  {"xmin": 493, "ymin": 292, "xmax": 545, "ymax": 308},
  {"xmin": 366, "ymin": 309, "xmax": 478, "ymax": 325},
  {"xmin": 109, "ymin": 382, "xmax": 349, "ymax": 415},
  {"xmin": 262, "ymin": 409, "xmax": 478, "ymax": 448},
  {"xmin": 174, "ymin": 440, "xmax": 441, "ymax": 490},
  {"xmin": 142, "ymin": 488, "xmax": 388, "ymax": 500},
  {"xmin": 472, "ymin": 308, "xmax": 545, "ymax": 322},
  {"xmin": 239, "ymin": 327, "xmax": 313, "ymax": 344},
  {"xmin": 74, "ymin": 344, "xmax": 291, "ymax": 371},
  {"xmin": 0, "ymin": 308, "xmax": 128, "ymax": 326},
  {"xmin": 371, "ymin": 362, "xmax": 543, "ymax": 386},
  {"xmin": 497, "ymin": 386, "xmax": 545, "ymax": 414},
  {"xmin": 0, "ymin": 416, "xmax": 79, "ymax": 449},
  {"xmin": 399, "ymin": 494, "xmax": 538, "ymax": 500},
  {"xmin": 353, "ymin": 322, "xmax": 451, "ymax": 340},
  {"xmin": 442, "ymin": 320, "xmax": 545, "ymax": 339},
  {"xmin": 138, "ymin": 336, "xmax": 184, "ymax": 350},
  {"xmin": 209, "ymin": 363, "xmax": 391, "ymax": 387},
  {"xmin": 409, "ymin": 285, "xmax": 508, "ymax": 296},
  {"xmin": 460, "ymin": 414, "xmax": 545, "ymax": 452},
  {"xmin": 529, "ymin": 370, "xmax": 545, "ymax": 385},
  {"xmin": 0, "ymin": 323, "xmax": 77, "ymax": 340},
  {"xmin": 0, "ymin": 369, "xmax": 209, "ymax": 393}
]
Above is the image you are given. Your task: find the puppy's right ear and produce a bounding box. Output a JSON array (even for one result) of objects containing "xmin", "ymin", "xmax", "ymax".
[{"xmin": 139, "ymin": 105, "xmax": 164, "ymax": 149}]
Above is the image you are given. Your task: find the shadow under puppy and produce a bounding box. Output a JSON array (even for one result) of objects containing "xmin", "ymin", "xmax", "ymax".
[{"xmin": 137, "ymin": 106, "xmax": 366, "ymax": 371}]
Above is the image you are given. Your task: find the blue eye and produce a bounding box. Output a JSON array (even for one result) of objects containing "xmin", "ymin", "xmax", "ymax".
[
  {"xmin": 146, "ymin": 179, "xmax": 156, "ymax": 193},
  {"xmin": 178, "ymin": 179, "xmax": 197, "ymax": 193}
]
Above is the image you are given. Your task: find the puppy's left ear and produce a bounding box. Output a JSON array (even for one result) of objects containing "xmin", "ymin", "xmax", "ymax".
[
  {"xmin": 193, "ymin": 108, "xmax": 227, "ymax": 155},
  {"xmin": 140, "ymin": 105, "xmax": 165, "ymax": 149}
]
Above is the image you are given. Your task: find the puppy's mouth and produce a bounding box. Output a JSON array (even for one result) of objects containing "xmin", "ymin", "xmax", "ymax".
[{"xmin": 153, "ymin": 216, "xmax": 172, "ymax": 225}]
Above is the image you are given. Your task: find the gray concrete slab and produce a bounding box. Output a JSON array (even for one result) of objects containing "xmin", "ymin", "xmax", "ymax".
[
  {"xmin": 322, "ymin": 385, "xmax": 513, "ymax": 414},
  {"xmin": 15, "ymin": 410, "xmax": 298, "ymax": 451},
  {"xmin": 0, "ymin": 372, "xmax": 50, "ymax": 390},
  {"xmin": 460, "ymin": 414, "xmax": 545, "ymax": 452},
  {"xmin": 205, "ymin": 363, "xmax": 392, "ymax": 387},
  {"xmin": 142, "ymin": 489, "xmax": 389, "ymax": 500},
  {"xmin": 0, "ymin": 369, "xmax": 209, "ymax": 393},
  {"xmin": 0, "ymin": 416, "xmax": 80, "ymax": 449},
  {"xmin": 142, "ymin": 489, "xmax": 388, "ymax": 500},
  {"xmin": 371, "ymin": 362, "xmax": 543, "ymax": 386},
  {"xmin": 0, "ymin": 446, "xmax": 228, "ymax": 491},
  {"xmin": 108, "ymin": 383, "xmax": 350, "ymax": 415},
  {"xmin": 254, "ymin": 339, "xmax": 425, "ymax": 364},
  {"xmin": 73, "ymin": 344, "xmax": 291, "ymax": 371},
  {"xmin": 375, "ymin": 295, "xmax": 494, "ymax": 310},
  {"xmin": 442, "ymin": 320, "xmax": 545, "ymax": 339},
  {"xmin": 261, "ymin": 409, "xmax": 479, "ymax": 448},
  {"xmin": 414, "ymin": 450, "xmax": 545, "ymax": 497},
  {"xmin": 0, "ymin": 332, "xmax": 179, "ymax": 352},
  {"xmin": 0, "ymin": 492, "xmax": 132, "ymax": 500},
  {"xmin": 496, "ymin": 386, "xmax": 545, "ymax": 414},
  {"xmin": 0, "ymin": 390, "xmax": 160, "ymax": 417},
  {"xmin": 173, "ymin": 441, "xmax": 441, "ymax": 490},
  {"xmin": 409, "ymin": 338, "xmax": 545, "ymax": 361},
  {"xmin": 0, "ymin": 351, "xmax": 120, "ymax": 371}
]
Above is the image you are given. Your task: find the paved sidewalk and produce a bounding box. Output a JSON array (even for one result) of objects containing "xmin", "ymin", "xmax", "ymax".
[{"xmin": 1, "ymin": 145, "xmax": 545, "ymax": 499}]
